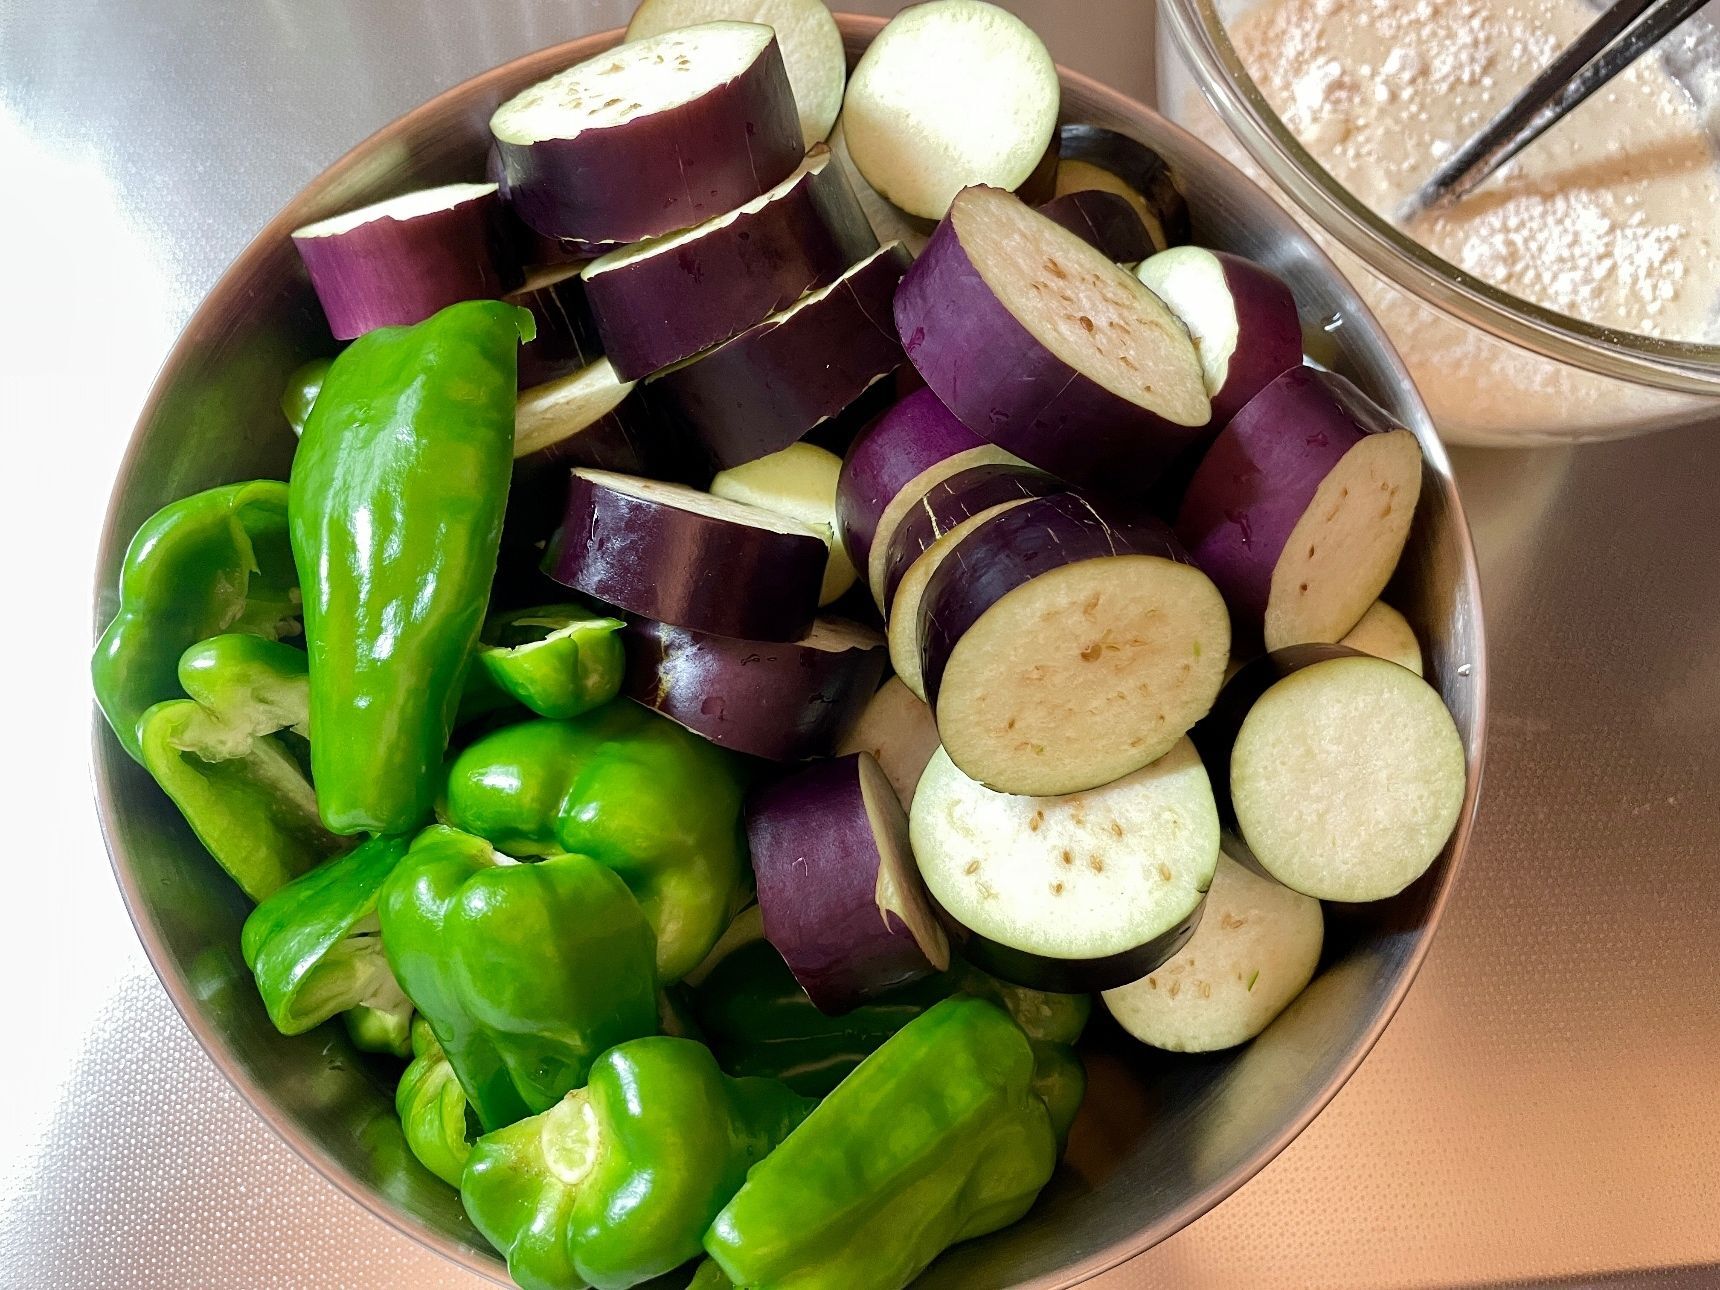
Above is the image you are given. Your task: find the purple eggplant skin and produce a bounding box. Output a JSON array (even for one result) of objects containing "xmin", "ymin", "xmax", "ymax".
[
  {"xmin": 1057, "ymin": 123, "xmax": 1190, "ymax": 250},
  {"xmin": 835, "ymin": 388, "xmax": 991, "ymax": 576},
  {"xmin": 495, "ymin": 36, "xmax": 803, "ymax": 246},
  {"xmin": 622, "ymin": 618, "xmax": 887, "ymax": 761},
  {"xmin": 748, "ymin": 753, "xmax": 939, "ymax": 1013},
  {"xmin": 1173, "ymin": 367, "xmax": 1403, "ymax": 631},
  {"xmin": 584, "ymin": 145, "xmax": 880, "ymax": 382},
  {"xmin": 1188, "ymin": 642, "xmax": 1366, "ymax": 828},
  {"xmin": 934, "ymin": 891, "xmax": 1206, "ymax": 994},
  {"xmin": 507, "ymin": 405, "xmax": 657, "ymax": 544},
  {"xmin": 1036, "ymin": 190, "xmax": 1156, "ymax": 263},
  {"xmin": 1187, "ymin": 251, "xmax": 1305, "ymax": 428},
  {"xmin": 648, "ymin": 244, "xmax": 912, "ymax": 471},
  {"xmin": 880, "ymin": 464, "xmax": 1060, "ymax": 609},
  {"xmin": 918, "ymin": 492, "xmax": 1193, "ymax": 708},
  {"xmin": 798, "ymin": 375, "xmax": 898, "ymax": 460},
  {"xmin": 292, "ymin": 189, "xmax": 522, "ymax": 340},
  {"xmin": 552, "ymin": 471, "xmax": 827, "ymax": 642},
  {"xmin": 507, "ymin": 266, "xmax": 603, "ymax": 389},
  {"xmin": 895, "ymin": 189, "xmax": 1209, "ymax": 498}
]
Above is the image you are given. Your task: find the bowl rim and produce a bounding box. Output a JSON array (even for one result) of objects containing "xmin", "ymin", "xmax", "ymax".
[
  {"xmin": 90, "ymin": 15, "xmax": 1488, "ymax": 1288},
  {"xmin": 1159, "ymin": 0, "xmax": 1720, "ymax": 397}
]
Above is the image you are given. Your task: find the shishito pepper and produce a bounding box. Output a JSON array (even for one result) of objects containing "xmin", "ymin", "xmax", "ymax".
[
  {"xmin": 136, "ymin": 635, "xmax": 339, "ymax": 901},
  {"xmin": 441, "ymin": 708, "xmax": 750, "ymax": 983},
  {"xmin": 93, "ymin": 480, "xmax": 301, "ymax": 762},
  {"xmin": 705, "ymin": 998, "xmax": 1058, "ymax": 1290},
  {"xmin": 397, "ymin": 1017, "xmax": 476, "ymax": 1187},
  {"xmin": 241, "ymin": 833, "xmax": 412, "ymax": 1036},
  {"xmin": 691, "ymin": 934, "xmax": 1091, "ymax": 1101},
  {"xmin": 461, "ymin": 1036, "xmax": 811, "ymax": 1290},
  {"xmin": 290, "ymin": 300, "xmax": 532, "ymax": 835},
  {"xmin": 378, "ymin": 825, "xmax": 658, "ymax": 1133}
]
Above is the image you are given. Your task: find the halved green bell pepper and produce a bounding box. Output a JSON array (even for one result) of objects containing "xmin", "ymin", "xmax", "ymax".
[
  {"xmin": 93, "ymin": 481, "xmax": 301, "ymax": 762},
  {"xmin": 478, "ymin": 605, "xmax": 625, "ymax": 720},
  {"xmin": 378, "ymin": 825, "xmax": 658, "ymax": 1133},
  {"xmin": 241, "ymin": 833, "xmax": 412, "ymax": 1036},
  {"xmin": 344, "ymin": 1000, "xmax": 415, "ymax": 1059},
  {"xmin": 706, "ymin": 998, "xmax": 1058, "ymax": 1290},
  {"xmin": 397, "ymin": 1017, "xmax": 476, "ymax": 1187},
  {"xmin": 440, "ymin": 708, "xmax": 749, "ymax": 983},
  {"xmin": 462, "ymin": 1036, "xmax": 811, "ymax": 1290},
  {"xmin": 136, "ymin": 635, "xmax": 338, "ymax": 901},
  {"xmin": 290, "ymin": 300, "xmax": 532, "ymax": 835}
]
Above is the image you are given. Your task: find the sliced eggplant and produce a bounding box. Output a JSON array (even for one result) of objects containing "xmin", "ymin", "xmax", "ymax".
[
  {"xmin": 879, "ymin": 463, "xmax": 1060, "ymax": 611},
  {"xmin": 835, "ymin": 677, "xmax": 940, "ymax": 808},
  {"xmin": 1036, "ymin": 189, "xmax": 1156, "ymax": 264},
  {"xmin": 506, "ymin": 263, "xmax": 603, "ymax": 389},
  {"xmin": 1055, "ymin": 124, "xmax": 1190, "ymax": 252},
  {"xmin": 291, "ymin": 182, "xmax": 519, "ymax": 339},
  {"xmin": 920, "ymin": 492, "xmax": 1230, "ymax": 797},
  {"xmin": 896, "ymin": 185, "xmax": 1211, "ymax": 495},
  {"xmin": 622, "ymin": 616, "xmax": 887, "ymax": 761},
  {"xmin": 749, "ymin": 752, "xmax": 951, "ymax": 1013},
  {"xmin": 841, "ymin": 0, "xmax": 1060, "ymax": 220},
  {"xmin": 647, "ymin": 243, "xmax": 911, "ymax": 471},
  {"xmin": 1136, "ymin": 247, "xmax": 1303, "ymax": 428},
  {"xmin": 625, "ymin": 0, "xmax": 847, "ymax": 146},
  {"xmin": 1174, "ymin": 366, "xmax": 1422, "ymax": 650},
  {"xmin": 910, "ymin": 740, "xmax": 1219, "ymax": 992},
  {"xmin": 1194, "ymin": 646, "xmax": 1466, "ymax": 902},
  {"xmin": 552, "ymin": 468, "xmax": 827, "ymax": 641},
  {"xmin": 582, "ymin": 144, "xmax": 877, "ymax": 381},
  {"xmin": 490, "ymin": 22, "xmax": 803, "ymax": 244},
  {"xmin": 1102, "ymin": 849, "xmax": 1322, "ymax": 1051},
  {"xmin": 1339, "ymin": 600, "xmax": 1423, "ymax": 676},
  {"xmin": 835, "ymin": 387, "xmax": 1023, "ymax": 607},
  {"xmin": 711, "ymin": 442, "xmax": 857, "ymax": 605}
]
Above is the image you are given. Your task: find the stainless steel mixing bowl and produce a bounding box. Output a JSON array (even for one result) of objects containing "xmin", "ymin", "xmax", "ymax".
[{"xmin": 90, "ymin": 17, "xmax": 1487, "ymax": 1287}]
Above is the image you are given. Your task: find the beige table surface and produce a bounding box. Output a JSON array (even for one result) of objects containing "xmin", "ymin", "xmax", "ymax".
[{"xmin": 4, "ymin": 1, "xmax": 1719, "ymax": 1286}]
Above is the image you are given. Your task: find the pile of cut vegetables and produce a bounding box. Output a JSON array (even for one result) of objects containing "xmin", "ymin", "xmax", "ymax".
[{"xmin": 100, "ymin": 2, "xmax": 1470, "ymax": 1287}]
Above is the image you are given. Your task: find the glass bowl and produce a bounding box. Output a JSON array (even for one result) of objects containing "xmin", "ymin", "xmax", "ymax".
[
  {"xmin": 91, "ymin": 15, "xmax": 1485, "ymax": 1287},
  {"xmin": 1157, "ymin": 0, "xmax": 1720, "ymax": 444}
]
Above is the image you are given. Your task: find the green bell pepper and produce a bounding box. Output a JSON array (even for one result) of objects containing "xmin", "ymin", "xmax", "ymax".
[
  {"xmin": 691, "ymin": 934, "xmax": 1092, "ymax": 1098},
  {"xmin": 290, "ymin": 300, "xmax": 532, "ymax": 835},
  {"xmin": 136, "ymin": 635, "xmax": 338, "ymax": 901},
  {"xmin": 462, "ymin": 1036, "xmax": 812, "ymax": 1290},
  {"xmin": 378, "ymin": 825, "xmax": 658, "ymax": 1133},
  {"xmin": 240, "ymin": 833, "xmax": 412, "ymax": 1036},
  {"xmin": 478, "ymin": 605, "xmax": 625, "ymax": 720},
  {"xmin": 687, "ymin": 1262, "xmax": 734, "ymax": 1290},
  {"xmin": 93, "ymin": 480, "xmax": 301, "ymax": 762},
  {"xmin": 281, "ymin": 357, "xmax": 331, "ymax": 437},
  {"xmin": 441, "ymin": 708, "xmax": 749, "ymax": 983},
  {"xmin": 397, "ymin": 1017, "xmax": 476, "ymax": 1187},
  {"xmin": 345, "ymin": 1000, "xmax": 415, "ymax": 1059},
  {"xmin": 706, "ymin": 998, "xmax": 1058, "ymax": 1290}
]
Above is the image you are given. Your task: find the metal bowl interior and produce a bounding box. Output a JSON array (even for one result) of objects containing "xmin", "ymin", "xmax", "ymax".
[{"xmin": 90, "ymin": 17, "xmax": 1486, "ymax": 1289}]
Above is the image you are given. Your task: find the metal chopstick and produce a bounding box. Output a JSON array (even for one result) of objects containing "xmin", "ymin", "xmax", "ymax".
[{"xmin": 1398, "ymin": 0, "xmax": 1711, "ymax": 220}]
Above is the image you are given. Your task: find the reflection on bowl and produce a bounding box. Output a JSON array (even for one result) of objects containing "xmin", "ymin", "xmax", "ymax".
[
  {"xmin": 1158, "ymin": 0, "xmax": 1720, "ymax": 444},
  {"xmin": 91, "ymin": 16, "xmax": 1485, "ymax": 1288}
]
